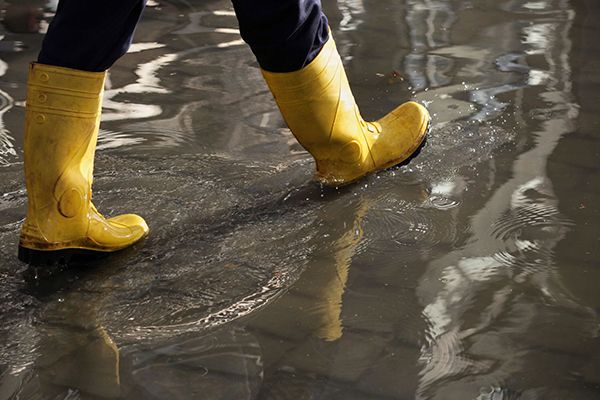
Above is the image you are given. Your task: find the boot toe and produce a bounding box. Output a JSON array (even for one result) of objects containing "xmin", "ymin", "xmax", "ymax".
[
  {"xmin": 85, "ymin": 212, "xmax": 149, "ymax": 251},
  {"xmin": 389, "ymin": 101, "xmax": 430, "ymax": 141},
  {"xmin": 106, "ymin": 213, "xmax": 149, "ymax": 245},
  {"xmin": 372, "ymin": 101, "xmax": 430, "ymax": 166},
  {"xmin": 108, "ymin": 214, "xmax": 149, "ymax": 236}
]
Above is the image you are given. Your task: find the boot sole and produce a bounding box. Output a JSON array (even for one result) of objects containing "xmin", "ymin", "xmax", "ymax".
[{"xmin": 18, "ymin": 245, "xmax": 115, "ymax": 267}]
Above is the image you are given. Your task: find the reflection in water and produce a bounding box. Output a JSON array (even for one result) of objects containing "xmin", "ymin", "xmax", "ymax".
[
  {"xmin": 0, "ymin": 0, "xmax": 61, "ymax": 167},
  {"xmin": 0, "ymin": 60, "xmax": 17, "ymax": 167},
  {"xmin": 414, "ymin": 1, "xmax": 596, "ymax": 399},
  {"xmin": 404, "ymin": 0, "xmax": 457, "ymax": 92},
  {"xmin": 29, "ymin": 302, "xmax": 121, "ymax": 398},
  {"xmin": 98, "ymin": 8, "xmax": 245, "ymax": 151},
  {"xmin": 337, "ymin": 0, "xmax": 365, "ymax": 32}
]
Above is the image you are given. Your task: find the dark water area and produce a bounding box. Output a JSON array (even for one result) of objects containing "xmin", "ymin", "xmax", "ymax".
[{"xmin": 1, "ymin": 0, "xmax": 600, "ymax": 399}]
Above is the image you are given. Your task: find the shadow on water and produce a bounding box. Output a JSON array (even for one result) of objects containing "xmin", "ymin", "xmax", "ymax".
[{"xmin": 1, "ymin": 0, "xmax": 600, "ymax": 399}]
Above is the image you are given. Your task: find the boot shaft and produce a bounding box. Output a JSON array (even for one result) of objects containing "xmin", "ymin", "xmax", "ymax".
[{"xmin": 22, "ymin": 63, "xmax": 106, "ymax": 243}]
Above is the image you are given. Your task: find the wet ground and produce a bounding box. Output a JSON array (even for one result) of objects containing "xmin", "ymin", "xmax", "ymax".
[{"xmin": 1, "ymin": 0, "xmax": 600, "ymax": 399}]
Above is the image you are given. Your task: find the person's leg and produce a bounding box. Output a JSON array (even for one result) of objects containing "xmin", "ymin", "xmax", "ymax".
[
  {"xmin": 231, "ymin": 0, "xmax": 329, "ymax": 72},
  {"xmin": 233, "ymin": 0, "xmax": 430, "ymax": 185},
  {"xmin": 38, "ymin": 0, "xmax": 146, "ymax": 72},
  {"xmin": 19, "ymin": 0, "xmax": 149, "ymax": 265}
]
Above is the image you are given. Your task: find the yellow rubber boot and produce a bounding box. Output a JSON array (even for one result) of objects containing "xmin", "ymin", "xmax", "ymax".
[
  {"xmin": 18, "ymin": 63, "xmax": 148, "ymax": 265},
  {"xmin": 262, "ymin": 34, "xmax": 430, "ymax": 186}
]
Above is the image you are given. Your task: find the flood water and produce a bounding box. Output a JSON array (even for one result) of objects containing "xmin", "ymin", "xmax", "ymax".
[{"xmin": 1, "ymin": 0, "xmax": 600, "ymax": 399}]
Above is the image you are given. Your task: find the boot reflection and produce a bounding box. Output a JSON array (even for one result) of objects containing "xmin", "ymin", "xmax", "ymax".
[
  {"xmin": 248, "ymin": 195, "xmax": 369, "ymax": 346},
  {"xmin": 20, "ymin": 273, "xmax": 121, "ymax": 398},
  {"xmin": 278, "ymin": 183, "xmax": 427, "ymax": 343},
  {"xmin": 313, "ymin": 198, "xmax": 369, "ymax": 341},
  {"xmin": 36, "ymin": 326, "xmax": 120, "ymax": 398}
]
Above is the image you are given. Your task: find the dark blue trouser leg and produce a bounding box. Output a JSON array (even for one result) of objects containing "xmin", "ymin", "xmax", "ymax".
[
  {"xmin": 231, "ymin": 0, "xmax": 329, "ymax": 72},
  {"xmin": 37, "ymin": 0, "xmax": 146, "ymax": 72},
  {"xmin": 37, "ymin": 0, "xmax": 328, "ymax": 73}
]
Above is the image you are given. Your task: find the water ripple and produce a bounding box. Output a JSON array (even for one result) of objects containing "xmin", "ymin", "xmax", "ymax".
[
  {"xmin": 418, "ymin": 329, "xmax": 494, "ymax": 400},
  {"xmin": 123, "ymin": 327, "xmax": 262, "ymax": 399},
  {"xmin": 491, "ymin": 180, "xmax": 574, "ymax": 242},
  {"xmin": 492, "ymin": 204, "xmax": 573, "ymax": 241},
  {"xmin": 363, "ymin": 204, "xmax": 459, "ymax": 258}
]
